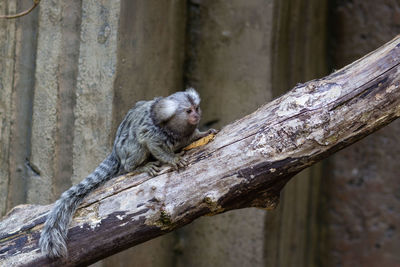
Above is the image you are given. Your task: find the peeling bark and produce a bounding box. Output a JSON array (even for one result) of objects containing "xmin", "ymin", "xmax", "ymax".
[{"xmin": 1, "ymin": 36, "xmax": 400, "ymax": 266}]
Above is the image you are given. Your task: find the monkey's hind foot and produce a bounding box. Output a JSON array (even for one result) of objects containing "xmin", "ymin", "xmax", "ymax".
[
  {"xmin": 168, "ymin": 154, "xmax": 189, "ymax": 171},
  {"xmin": 137, "ymin": 161, "xmax": 162, "ymax": 177}
]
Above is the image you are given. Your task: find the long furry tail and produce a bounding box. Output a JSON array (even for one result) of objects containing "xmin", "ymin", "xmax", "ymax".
[{"xmin": 39, "ymin": 153, "xmax": 120, "ymax": 258}]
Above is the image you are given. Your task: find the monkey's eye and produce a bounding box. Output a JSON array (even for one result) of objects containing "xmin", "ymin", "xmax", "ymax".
[
  {"xmin": 195, "ymin": 106, "xmax": 199, "ymax": 112},
  {"xmin": 186, "ymin": 109, "xmax": 192, "ymax": 114}
]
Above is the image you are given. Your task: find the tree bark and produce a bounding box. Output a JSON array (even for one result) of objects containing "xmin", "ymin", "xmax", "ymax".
[{"xmin": 1, "ymin": 35, "xmax": 400, "ymax": 267}]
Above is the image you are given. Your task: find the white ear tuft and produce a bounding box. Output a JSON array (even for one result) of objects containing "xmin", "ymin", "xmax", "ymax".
[
  {"xmin": 185, "ymin": 87, "xmax": 200, "ymax": 105},
  {"xmin": 155, "ymin": 98, "xmax": 179, "ymax": 122}
]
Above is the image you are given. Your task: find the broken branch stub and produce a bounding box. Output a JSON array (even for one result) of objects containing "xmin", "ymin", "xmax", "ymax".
[{"xmin": 1, "ymin": 35, "xmax": 400, "ymax": 266}]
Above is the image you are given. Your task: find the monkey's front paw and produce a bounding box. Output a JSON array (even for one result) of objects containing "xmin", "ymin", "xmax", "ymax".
[{"xmin": 207, "ymin": 128, "xmax": 218, "ymax": 135}]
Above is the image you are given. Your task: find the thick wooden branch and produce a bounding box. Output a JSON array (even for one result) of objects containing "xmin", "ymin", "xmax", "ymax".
[{"xmin": 2, "ymin": 36, "xmax": 400, "ymax": 266}]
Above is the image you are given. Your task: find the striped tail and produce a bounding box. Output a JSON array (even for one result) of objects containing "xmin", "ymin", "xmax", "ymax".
[{"xmin": 39, "ymin": 153, "xmax": 120, "ymax": 258}]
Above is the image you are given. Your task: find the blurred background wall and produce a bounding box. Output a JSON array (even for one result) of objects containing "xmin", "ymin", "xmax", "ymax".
[{"xmin": 0, "ymin": 0, "xmax": 399, "ymax": 266}]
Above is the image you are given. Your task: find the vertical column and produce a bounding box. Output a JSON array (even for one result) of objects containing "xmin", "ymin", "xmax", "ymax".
[
  {"xmin": 0, "ymin": 1, "xmax": 17, "ymax": 214},
  {"xmin": 52, "ymin": 1, "xmax": 82, "ymax": 197},
  {"xmin": 7, "ymin": 0, "xmax": 83, "ymax": 206},
  {"xmin": 264, "ymin": 0, "xmax": 329, "ymax": 266},
  {"xmin": 178, "ymin": 1, "xmax": 273, "ymax": 266},
  {"xmin": 28, "ymin": 0, "xmax": 62, "ymax": 204},
  {"xmin": 6, "ymin": 1, "xmax": 39, "ymax": 209},
  {"xmin": 328, "ymin": 1, "xmax": 400, "ymax": 266},
  {"xmin": 72, "ymin": 0, "xmax": 121, "ymax": 184},
  {"xmin": 100, "ymin": 1, "xmax": 187, "ymax": 266}
]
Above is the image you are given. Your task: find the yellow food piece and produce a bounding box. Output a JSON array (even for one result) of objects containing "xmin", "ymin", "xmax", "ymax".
[{"xmin": 183, "ymin": 133, "xmax": 216, "ymax": 150}]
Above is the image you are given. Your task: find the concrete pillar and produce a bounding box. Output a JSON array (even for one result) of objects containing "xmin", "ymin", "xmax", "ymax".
[
  {"xmin": 98, "ymin": 1, "xmax": 187, "ymax": 266},
  {"xmin": 177, "ymin": 1, "xmax": 273, "ymax": 266},
  {"xmin": 264, "ymin": 1, "xmax": 329, "ymax": 266},
  {"xmin": 0, "ymin": 1, "xmax": 17, "ymax": 214},
  {"xmin": 328, "ymin": 1, "xmax": 400, "ymax": 266}
]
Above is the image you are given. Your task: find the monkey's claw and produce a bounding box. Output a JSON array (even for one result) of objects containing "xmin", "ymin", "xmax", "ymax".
[
  {"xmin": 208, "ymin": 128, "xmax": 218, "ymax": 134},
  {"xmin": 140, "ymin": 161, "xmax": 161, "ymax": 177},
  {"xmin": 170, "ymin": 156, "xmax": 188, "ymax": 171}
]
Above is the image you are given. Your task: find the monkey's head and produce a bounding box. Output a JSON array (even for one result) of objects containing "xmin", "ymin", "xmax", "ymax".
[{"xmin": 152, "ymin": 88, "xmax": 202, "ymax": 136}]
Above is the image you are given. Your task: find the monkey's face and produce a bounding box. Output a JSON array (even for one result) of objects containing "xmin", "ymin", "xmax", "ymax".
[
  {"xmin": 162, "ymin": 103, "xmax": 201, "ymax": 135},
  {"xmin": 155, "ymin": 88, "xmax": 202, "ymax": 136},
  {"xmin": 186, "ymin": 105, "xmax": 201, "ymax": 125}
]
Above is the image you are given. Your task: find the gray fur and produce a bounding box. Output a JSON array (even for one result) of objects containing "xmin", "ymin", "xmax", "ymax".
[{"xmin": 39, "ymin": 89, "xmax": 216, "ymax": 258}]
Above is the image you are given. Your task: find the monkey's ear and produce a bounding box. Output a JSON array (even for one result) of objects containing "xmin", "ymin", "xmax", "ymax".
[
  {"xmin": 154, "ymin": 98, "xmax": 179, "ymax": 122},
  {"xmin": 185, "ymin": 87, "xmax": 201, "ymax": 105}
]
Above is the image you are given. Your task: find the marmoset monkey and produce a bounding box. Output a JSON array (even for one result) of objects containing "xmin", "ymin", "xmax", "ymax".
[{"xmin": 39, "ymin": 88, "xmax": 216, "ymax": 258}]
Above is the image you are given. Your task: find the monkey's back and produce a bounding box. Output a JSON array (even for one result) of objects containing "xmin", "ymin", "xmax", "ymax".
[{"xmin": 113, "ymin": 100, "xmax": 156, "ymax": 172}]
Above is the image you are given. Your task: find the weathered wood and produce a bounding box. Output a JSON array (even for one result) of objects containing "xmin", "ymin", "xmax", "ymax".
[{"xmin": 1, "ymin": 35, "xmax": 400, "ymax": 266}]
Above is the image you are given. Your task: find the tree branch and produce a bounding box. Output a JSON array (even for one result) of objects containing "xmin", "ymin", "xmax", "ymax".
[
  {"xmin": 2, "ymin": 35, "xmax": 400, "ymax": 266},
  {"xmin": 0, "ymin": 0, "xmax": 40, "ymax": 19}
]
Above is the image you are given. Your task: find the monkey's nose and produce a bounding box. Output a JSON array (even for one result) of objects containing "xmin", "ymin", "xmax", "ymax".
[{"xmin": 189, "ymin": 116, "xmax": 200, "ymax": 125}]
